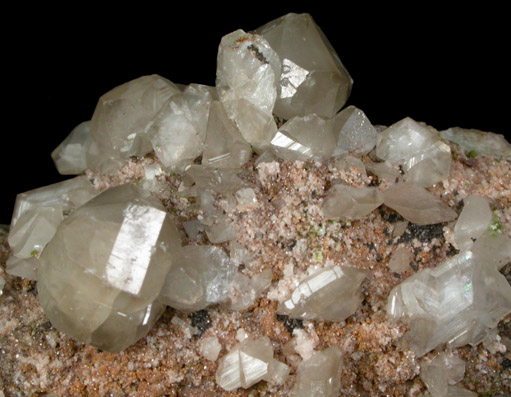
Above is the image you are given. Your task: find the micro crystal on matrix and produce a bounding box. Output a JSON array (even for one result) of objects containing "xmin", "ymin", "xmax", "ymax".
[{"xmin": 3, "ymin": 10, "xmax": 511, "ymax": 396}]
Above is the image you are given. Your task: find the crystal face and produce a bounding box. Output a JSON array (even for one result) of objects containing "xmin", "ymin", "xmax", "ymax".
[
  {"xmin": 420, "ymin": 352, "xmax": 467, "ymax": 397},
  {"xmin": 331, "ymin": 106, "xmax": 377, "ymax": 156},
  {"xmin": 454, "ymin": 195, "xmax": 493, "ymax": 251},
  {"xmin": 322, "ymin": 184, "xmax": 383, "ymax": 220},
  {"xmin": 256, "ymin": 13, "xmax": 353, "ymax": 119},
  {"xmin": 51, "ymin": 121, "xmax": 90, "ymax": 175},
  {"xmin": 37, "ymin": 184, "xmax": 182, "ymax": 352}
]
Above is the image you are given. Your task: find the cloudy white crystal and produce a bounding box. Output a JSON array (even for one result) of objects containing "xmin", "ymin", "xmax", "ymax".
[
  {"xmin": 51, "ymin": 121, "xmax": 90, "ymax": 175},
  {"xmin": 331, "ymin": 106, "xmax": 377, "ymax": 156},
  {"xmin": 322, "ymin": 184, "xmax": 383, "ymax": 220},
  {"xmin": 454, "ymin": 195, "xmax": 493, "ymax": 251},
  {"xmin": 420, "ymin": 352, "xmax": 466, "ymax": 397}
]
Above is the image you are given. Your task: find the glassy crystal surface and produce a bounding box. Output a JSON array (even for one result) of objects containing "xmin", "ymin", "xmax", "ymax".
[
  {"xmin": 87, "ymin": 75, "xmax": 180, "ymax": 172},
  {"xmin": 51, "ymin": 121, "xmax": 90, "ymax": 175},
  {"xmin": 215, "ymin": 336, "xmax": 289, "ymax": 391},
  {"xmin": 158, "ymin": 245, "xmax": 235, "ymax": 312},
  {"xmin": 278, "ymin": 265, "xmax": 368, "ymax": 321},
  {"xmin": 292, "ymin": 345, "xmax": 343, "ymax": 397},
  {"xmin": 147, "ymin": 84, "xmax": 214, "ymax": 171},
  {"xmin": 440, "ymin": 127, "xmax": 511, "ymax": 160},
  {"xmin": 420, "ymin": 352, "xmax": 465, "ymax": 397},
  {"xmin": 270, "ymin": 114, "xmax": 336, "ymax": 161},
  {"xmin": 382, "ymin": 182, "xmax": 457, "ymax": 225},
  {"xmin": 322, "ymin": 184, "xmax": 383, "ymax": 220},
  {"xmin": 386, "ymin": 250, "xmax": 511, "ymax": 357},
  {"xmin": 256, "ymin": 13, "xmax": 353, "ymax": 119},
  {"xmin": 454, "ymin": 195, "xmax": 493, "ymax": 251},
  {"xmin": 216, "ymin": 29, "xmax": 281, "ymax": 150},
  {"xmin": 376, "ymin": 118, "xmax": 451, "ymax": 187},
  {"xmin": 37, "ymin": 184, "xmax": 181, "ymax": 353},
  {"xmin": 471, "ymin": 233, "xmax": 511, "ymax": 270},
  {"xmin": 6, "ymin": 255, "xmax": 39, "ymax": 281},
  {"xmin": 331, "ymin": 106, "xmax": 377, "ymax": 156}
]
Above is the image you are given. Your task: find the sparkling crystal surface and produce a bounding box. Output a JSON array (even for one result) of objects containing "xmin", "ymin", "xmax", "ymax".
[
  {"xmin": 216, "ymin": 29, "xmax": 281, "ymax": 150},
  {"xmin": 440, "ymin": 127, "xmax": 511, "ymax": 160},
  {"xmin": 292, "ymin": 345, "xmax": 343, "ymax": 397},
  {"xmin": 278, "ymin": 265, "xmax": 368, "ymax": 321},
  {"xmin": 256, "ymin": 13, "xmax": 353, "ymax": 119},
  {"xmin": 87, "ymin": 75, "xmax": 180, "ymax": 172},
  {"xmin": 37, "ymin": 184, "xmax": 181, "ymax": 352},
  {"xmin": 51, "ymin": 121, "xmax": 90, "ymax": 175},
  {"xmin": 331, "ymin": 106, "xmax": 377, "ymax": 156},
  {"xmin": 322, "ymin": 184, "xmax": 383, "ymax": 220},
  {"xmin": 454, "ymin": 195, "xmax": 493, "ymax": 251},
  {"xmin": 382, "ymin": 182, "xmax": 458, "ymax": 225}
]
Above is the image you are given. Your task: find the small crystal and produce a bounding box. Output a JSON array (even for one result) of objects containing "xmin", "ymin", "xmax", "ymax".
[
  {"xmin": 215, "ymin": 336, "xmax": 289, "ymax": 391},
  {"xmin": 86, "ymin": 75, "xmax": 179, "ymax": 172},
  {"xmin": 322, "ymin": 185, "xmax": 383, "ymax": 220},
  {"xmin": 420, "ymin": 352, "xmax": 465, "ymax": 397},
  {"xmin": 446, "ymin": 386, "xmax": 477, "ymax": 397},
  {"xmin": 200, "ymin": 336, "xmax": 222, "ymax": 361},
  {"xmin": 51, "ymin": 121, "xmax": 90, "ymax": 175},
  {"xmin": 382, "ymin": 182, "xmax": 457, "ymax": 225},
  {"xmin": 206, "ymin": 217, "xmax": 239, "ymax": 243},
  {"xmin": 440, "ymin": 126, "xmax": 511, "ymax": 160},
  {"xmin": 472, "ymin": 233, "xmax": 511, "ymax": 270},
  {"xmin": 216, "ymin": 29, "xmax": 281, "ymax": 150},
  {"xmin": 331, "ymin": 106, "xmax": 377, "ymax": 156},
  {"xmin": 147, "ymin": 84, "xmax": 214, "ymax": 171},
  {"xmin": 334, "ymin": 155, "xmax": 367, "ymax": 178},
  {"xmin": 365, "ymin": 160, "xmax": 401, "ymax": 181},
  {"xmin": 227, "ymin": 269, "xmax": 272, "ymax": 311},
  {"xmin": 388, "ymin": 247, "xmax": 413, "ymax": 274},
  {"xmin": 186, "ymin": 165, "xmax": 246, "ymax": 194},
  {"xmin": 270, "ymin": 114, "xmax": 336, "ymax": 161},
  {"xmin": 292, "ymin": 345, "xmax": 343, "ymax": 397},
  {"xmin": 6, "ymin": 255, "xmax": 39, "ymax": 280},
  {"xmin": 235, "ymin": 187, "xmax": 258, "ymax": 211},
  {"xmin": 392, "ymin": 221, "xmax": 409, "ymax": 238},
  {"xmin": 256, "ymin": 13, "xmax": 353, "ymax": 119},
  {"xmin": 454, "ymin": 195, "xmax": 493, "ymax": 251},
  {"xmin": 159, "ymin": 245, "xmax": 235, "ymax": 312},
  {"xmin": 37, "ymin": 184, "xmax": 181, "ymax": 352},
  {"xmin": 277, "ymin": 265, "xmax": 368, "ymax": 321}
]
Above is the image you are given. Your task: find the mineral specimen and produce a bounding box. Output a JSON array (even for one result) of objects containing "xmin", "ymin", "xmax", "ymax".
[
  {"xmin": 5, "ymin": 255, "xmax": 38, "ymax": 281},
  {"xmin": 37, "ymin": 184, "xmax": 182, "ymax": 352},
  {"xmin": 322, "ymin": 184, "xmax": 383, "ymax": 220},
  {"xmin": 331, "ymin": 106, "xmax": 377, "ymax": 156},
  {"xmin": 0, "ymin": 275, "xmax": 4, "ymax": 295},
  {"xmin": 215, "ymin": 336, "xmax": 289, "ymax": 391},
  {"xmin": 199, "ymin": 336, "xmax": 222, "ymax": 361},
  {"xmin": 256, "ymin": 13, "xmax": 352, "ymax": 119},
  {"xmin": 420, "ymin": 352, "xmax": 468, "ymax": 397},
  {"xmin": 387, "ymin": 246, "xmax": 414, "ymax": 274},
  {"xmin": 454, "ymin": 195, "xmax": 493, "ymax": 251},
  {"xmin": 277, "ymin": 265, "xmax": 368, "ymax": 321},
  {"xmin": 51, "ymin": 121, "xmax": 90, "ymax": 175}
]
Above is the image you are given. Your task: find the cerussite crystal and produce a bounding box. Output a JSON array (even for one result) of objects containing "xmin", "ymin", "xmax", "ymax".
[
  {"xmin": 37, "ymin": 184, "xmax": 182, "ymax": 353},
  {"xmin": 256, "ymin": 13, "xmax": 353, "ymax": 119}
]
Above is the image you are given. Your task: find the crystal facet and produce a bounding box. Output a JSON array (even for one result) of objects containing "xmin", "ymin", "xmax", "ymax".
[
  {"xmin": 51, "ymin": 121, "xmax": 91, "ymax": 175},
  {"xmin": 454, "ymin": 195, "xmax": 493, "ymax": 251},
  {"xmin": 331, "ymin": 106, "xmax": 377, "ymax": 156},
  {"xmin": 322, "ymin": 184, "xmax": 383, "ymax": 220},
  {"xmin": 420, "ymin": 352, "xmax": 466, "ymax": 397}
]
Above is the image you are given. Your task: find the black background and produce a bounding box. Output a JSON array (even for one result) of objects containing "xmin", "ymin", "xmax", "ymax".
[{"xmin": 3, "ymin": 5, "xmax": 509, "ymax": 224}]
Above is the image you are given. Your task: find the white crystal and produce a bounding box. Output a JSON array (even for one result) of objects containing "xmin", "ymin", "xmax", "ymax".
[
  {"xmin": 216, "ymin": 29, "xmax": 281, "ymax": 150},
  {"xmin": 51, "ymin": 121, "xmax": 90, "ymax": 175},
  {"xmin": 446, "ymin": 386, "xmax": 477, "ymax": 396},
  {"xmin": 278, "ymin": 265, "xmax": 368, "ymax": 321},
  {"xmin": 471, "ymin": 233, "xmax": 511, "ymax": 271},
  {"xmin": 37, "ymin": 184, "xmax": 181, "ymax": 352},
  {"xmin": 235, "ymin": 187, "xmax": 258, "ymax": 211},
  {"xmin": 454, "ymin": 195, "xmax": 493, "ymax": 251},
  {"xmin": 365, "ymin": 160, "xmax": 401, "ymax": 181},
  {"xmin": 147, "ymin": 84, "xmax": 214, "ymax": 171},
  {"xmin": 215, "ymin": 336, "xmax": 289, "ymax": 391},
  {"xmin": 292, "ymin": 345, "xmax": 343, "ymax": 397},
  {"xmin": 270, "ymin": 114, "xmax": 336, "ymax": 161},
  {"xmin": 86, "ymin": 75, "xmax": 179, "ymax": 172},
  {"xmin": 322, "ymin": 184, "xmax": 383, "ymax": 220},
  {"xmin": 159, "ymin": 245, "xmax": 235, "ymax": 312},
  {"xmin": 206, "ymin": 217, "xmax": 239, "ymax": 243},
  {"xmin": 382, "ymin": 182, "xmax": 457, "ymax": 225},
  {"xmin": 186, "ymin": 165, "xmax": 246, "ymax": 194},
  {"xmin": 256, "ymin": 13, "xmax": 353, "ymax": 119},
  {"xmin": 200, "ymin": 336, "xmax": 222, "ymax": 361},
  {"xmin": 331, "ymin": 106, "xmax": 377, "ymax": 156},
  {"xmin": 227, "ymin": 269, "xmax": 272, "ymax": 311},
  {"xmin": 420, "ymin": 352, "xmax": 466, "ymax": 397},
  {"xmin": 388, "ymin": 247, "xmax": 413, "ymax": 274},
  {"xmin": 202, "ymin": 101, "xmax": 252, "ymax": 168},
  {"xmin": 6, "ymin": 255, "xmax": 39, "ymax": 280},
  {"xmin": 334, "ymin": 155, "xmax": 367, "ymax": 178}
]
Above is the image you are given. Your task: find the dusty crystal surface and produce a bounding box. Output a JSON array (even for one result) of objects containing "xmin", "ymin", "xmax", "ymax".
[
  {"xmin": 278, "ymin": 265, "xmax": 368, "ymax": 321},
  {"xmin": 292, "ymin": 345, "xmax": 343, "ymax": 397},
  {"xmin": 37, "ymin": 184, "xmax": 181, "ymax": 352},
  {"xmin": 215, "ymin": 336, "xmax": 289, "ymax": 391},
  {"xmin": 382, "ymin": 182, "xmax": 458, "ymax": 225},
  {"xmin": 322, "ymin": 184, "xmax": 383, "ymax": 220},
  {"xmin": 216, "ymin": 29, "xmax": 281, "ymax": 150},
  {"xmin": 331, "ymin": 106, "xmax": 377, "ymax": 156},
  {"xmin": 51, "ymin": 121, "xmax": 90, "ymax": 175},
  {"xmin": 454, "ymin": 195, "xmax": 493, "ymax": 251},
  {"xmin": 227, "ymin": 269, "xmax": 272, "ymax": 311},
  {"xmin": 87, "ymin": 75, "xmax": 180, "ymax": 172},
  {"xmin": 376, "ymin": 117, "xmax": 451, "ymax": 187},
  {"xmin": 440, "ymin": 126, "xmax": 511, "ymax": 159},
  {"xmin": 388, "ymin": 247, "xmax": 414, "ymax": 274},
  {"xmin": 420, "ymin": 352, "xmax": 466, "ymax": 397},
  {"xmin": 256, "ymin": 13, "xmax": 353, "ymax": 119}
]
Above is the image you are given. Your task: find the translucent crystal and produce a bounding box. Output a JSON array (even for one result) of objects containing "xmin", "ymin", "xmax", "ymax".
[
  {"xmin": 51, "ymin": 121, "xmax": 90, "ymax": 175},
  {"xmin": 186, "ymin": 165, "xmax": 246, "ymax": 195},
  {"xmin": 331, "ymin": 106, "xmax": 377, "ymax": 156},
  {"xmin": 235, "ymin": 187, "xmax": 258, "ymax": 211},
  {"xmin": 420, "ymin": 352, "xmax": 466, "ymax": 397},
  {"xmin": 388, "ymin": 247, "xmax": 413, "ymax": 274},
  {"xmin": 270, "ymin": 114, "xmax": 336, "ymax": 161},
  {"xmin": 200, "ymin": 336, "xmax": 222, "ymax": 361},
  {"xmin": 386, "ymin": 250, "xmax": 511, "ymax": 357},
  {"xmin": 446, "ymin": 385, "xmax": 477, "ymax": 396},
  {"xmin": 256, "ymin": 13, "xmax": 353, "ymax": 119},
  {"xmin": 365, "ymin": 160, "xmax": 401, "ymax": 181},
  {"xmin": 216, "ymin": 29, "xmax": 280, "ymax": 150},
  {"xmin": 215, "ymin": 336, "xmax": 289, "ymax": 391},
  {"xmin": 227, "ymin": 269, "xmax": 272, "ymax": 311},
  {"xmin": 471, "ymin": 233, "xmax": 511, "ymax": 270},
  {"xmin": 278, "ymin": 265, "xmax": 368, "ymax": 321},
  {"xmin": 158, "ymin": 245, "xmax": 235, "ymax": 312},
  {"xmin": 376, "ymin": 118, "xmax": 451, "ymax": 187},
  {"xmin": 9, "ymin": 176, "xmax": 98, "ymax": 258},
  {"xmin": 382, "ymin": 182, "xmax": 457, "ymax": 225},
  {"xmin": 440, "ymin": 127, "xmax": 511, "ymax": 160},
  {"xmin": 454, "ymin": 195, "xmax": 493, "ymax": 251},
  {"xmin": 87, "ymin": 75, "xmax": 180, "ymax": 172},
  {"xmin": 322, "ymin": 185, "xmax": 383, "ymax": 220},
  {"xmin": 202, "ymin": 101, "xmax": 252, "ymax": 168},
  {"xmin": 292, "ymin": 345, "xmax": 343, "ymax": 397},
  {"xmin": 206, "ymin": 217, "xmax": 239, "ymax": 243},
  {"xmin": 6, "ymin": 255, "xmax": 39, "ymax": 280},
  {"xmin": 37, "ymin": 184, "xmax": 181, "ymax": 352},
  {"xmin": 334, "ymin": 155, "xmax": 367, "ymax": 178},
  {"xmin": 147, "ymin": 84, "xmax": 214, "ymax": 171}
]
